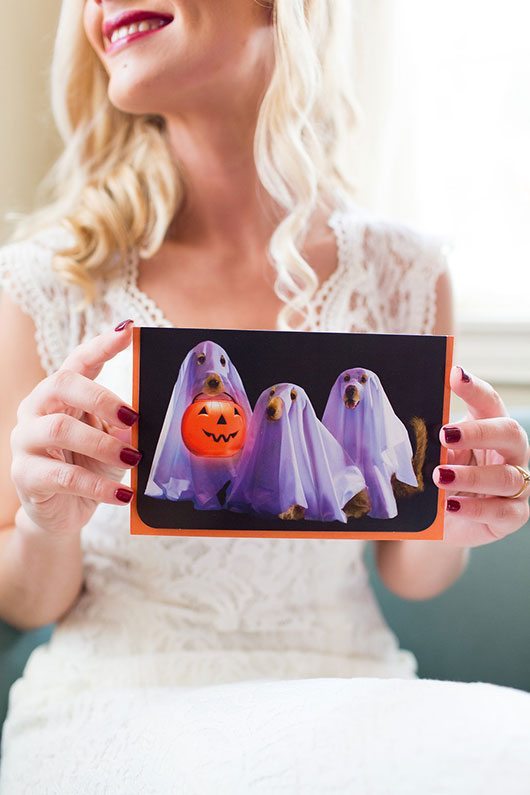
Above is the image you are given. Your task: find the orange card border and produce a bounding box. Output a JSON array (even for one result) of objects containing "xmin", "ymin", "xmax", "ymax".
[{"xmin": 130, "ymin": 328, "xmax": 454, "ymax": 541}]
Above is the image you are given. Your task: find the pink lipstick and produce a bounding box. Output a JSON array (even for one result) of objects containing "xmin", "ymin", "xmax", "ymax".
[{"xmin": 103, "ymin": 10, "xmax": 173, "ymax": 54}]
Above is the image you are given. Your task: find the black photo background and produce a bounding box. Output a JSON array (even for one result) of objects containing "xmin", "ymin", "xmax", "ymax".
[{"xmin": 136, "ymin": 327, "xmax": 450, "ymax": 534}]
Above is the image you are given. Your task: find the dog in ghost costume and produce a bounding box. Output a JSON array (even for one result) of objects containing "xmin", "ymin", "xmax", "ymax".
[
  {"xmin": 224, "ymin": 382, "xmax": 371, "ymax": 523},
  {"xmin": 144, "ymin": 340, "xmax": 252, "ymax": 510},
  {"xmin": 322, "ymin": 368, "xmax": 427, "ymax": 520}
]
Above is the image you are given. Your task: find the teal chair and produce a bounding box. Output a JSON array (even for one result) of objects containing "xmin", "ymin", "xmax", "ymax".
[{"xmin": 2, "ymin": 410, "xmax": 529, "ymax": 746}]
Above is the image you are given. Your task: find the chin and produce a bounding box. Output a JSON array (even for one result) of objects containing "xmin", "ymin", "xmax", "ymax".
[{"xmin": 107, "ymin": 76, "xmax": 166, "ymax": 116}]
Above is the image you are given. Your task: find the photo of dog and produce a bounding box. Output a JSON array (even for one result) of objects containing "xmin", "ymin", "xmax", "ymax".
[
  {"xmin": 144, "ymin": 340, "xmax": 252, "ymax": 510},
  {"xmin": 322, "ymin": 367, "xmax": 426, "ymax": 519},
  {"xmin": 224, "ymin": 382, "xmax": 370, "ymax": 523}
]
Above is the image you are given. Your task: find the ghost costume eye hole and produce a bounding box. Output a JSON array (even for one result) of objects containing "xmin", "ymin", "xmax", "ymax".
[
  {"xmin": 343, "ymin": 374, "xmax": 351, "ymax": 382},
  {"xmin": 269, "ymin": 387, "xmax": 276, "ymax": 397},
  {"xmin": 220, "ymin": 355, "xmax": 226, "ymax": 367},
  {"xmin": 290, "ymin": 389, "xmax": 297, "ymax": 401},
  {"xmin": 197, "ymin": 353, "xmax": 206, "ymax": 365},
  {"xmin": 360, "ymin": 373, "xmax": 368, "ymax": 384}
]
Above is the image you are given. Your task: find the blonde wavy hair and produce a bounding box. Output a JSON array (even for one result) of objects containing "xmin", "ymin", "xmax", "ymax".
[{"xmin": 7, "ymin": 0, "xmax": 363, "ymax": 331}]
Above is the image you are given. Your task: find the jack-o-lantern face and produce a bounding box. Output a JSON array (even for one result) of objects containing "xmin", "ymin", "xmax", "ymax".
[{"xmin": 181, "ymin": 398, "xmax": 247, "ymax": 458}]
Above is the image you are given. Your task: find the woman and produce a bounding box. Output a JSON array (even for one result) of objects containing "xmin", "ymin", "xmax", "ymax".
[{"xmin": 0, "ymin": 0, "xmax": 529, "ymax": 791}]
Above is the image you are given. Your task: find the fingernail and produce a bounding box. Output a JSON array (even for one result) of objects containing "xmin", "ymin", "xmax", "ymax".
[
  {"xmin": 119, "ymin": 448, "xmax": 143, "ymax": 466},
  {"xmin": 438, "ymin": 467, "xmax": 456, "ymax": 484},
  {"xmin": 458, "ymin": 366, "xmax": 471, "ymax": 383},
  {"xmin": 446, "ymin": 499, "xmax": 461, "ymax": 512},
  {"xmin": 443, "ymin": 426, "xmax": 461, "ymax": 444},
  {"xmin": 115, "ymin": 488, "xmax": 134, "ymax": 504},
  {"xmin": 117, "ymin": 406, "xmax": 139, "ymax": 426},
  {"xmin": 115, "ymin": 319, "xmax": 134, "ymax": 332}
]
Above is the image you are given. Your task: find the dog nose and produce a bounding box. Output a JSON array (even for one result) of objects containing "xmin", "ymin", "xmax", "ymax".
[
  {"xmin": 266, "ymin": 396, "xmax": 283, "ymax": 420},
  {"xmin": 207, "ymin": 376, "xmax": 220, "ymax": 389}
]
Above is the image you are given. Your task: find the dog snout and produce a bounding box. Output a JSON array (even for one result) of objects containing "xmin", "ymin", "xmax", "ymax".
[
  {"xmin": 343, "ymin": 383, "xmax": 360, "ymax": 408},
  {"xmin": 266, "ymin": 396, "xmax": 283, "ymax": 421},
  {"xmin": 203, "ymin": 373, "xmax": 224, "ymax": 394}
]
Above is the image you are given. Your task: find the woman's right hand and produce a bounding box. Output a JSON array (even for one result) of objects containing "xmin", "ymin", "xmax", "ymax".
[{"xmin": 9, "ymin": 319, "xmax": 141, "ymax": 537}]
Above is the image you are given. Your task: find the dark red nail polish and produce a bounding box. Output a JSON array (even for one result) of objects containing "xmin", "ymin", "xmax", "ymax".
[
  {"xmin": 115, "ymin": 319, "xmax": 134, "ymax": 332},
  {"xmin": 438, "ymin": 467, "xmax": 456, "ymax": 484},
  {"xmin": 115, "ymin": 488, "xmax": 134, "ymax": 503},
  {"xmin": 117, "ymin": 406, "xmax": 139, "ymax": 426},
  {"xmin": 119, "ymin": 448, "xmax": 143, "ymax": 466},
  {"xmin": 446, "ymin": 499, "xmax": 461, "ymax": 512},
  {"xmin": 458, "ymin": 366, "xmax": 471, "ymax": 383},
  {"xmin": 444, "ymin": 426, "xmax": 461, "ymax": 444}
]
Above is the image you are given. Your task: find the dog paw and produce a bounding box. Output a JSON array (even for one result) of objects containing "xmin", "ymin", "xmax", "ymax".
[
  {"xmin": 278, "ymin": 504, "xmax": 305, "ymax": 521},
  {"xmin": 343, "ymin": 488, "xmax": 371, "ymax": 519}
]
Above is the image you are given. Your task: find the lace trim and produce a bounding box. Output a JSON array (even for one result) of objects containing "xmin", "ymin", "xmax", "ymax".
[
  {"xmin": 125, "ymin": 247, "xmax": 173, "ymax": 328},
  {"xmin": 313, "ymin": 208, "xmax": 355, "ymax": 329},
  {"xmin": 414, "ymin": 238, "xmax": 454, "ymax": 335},
  {"xmin": 123, "ymin": 208, "xmax": 353, "ymax": 331},
  {"xmin": 365, "ymin": 219, "xmax": 453, "ymax": 335},
  {"xmin": 0, "ymin": 211, "xmax": 451, "ymax": 381},
  {"xmin": 0, "ymin": 234, "xmax": 78, "ymax": 376}
]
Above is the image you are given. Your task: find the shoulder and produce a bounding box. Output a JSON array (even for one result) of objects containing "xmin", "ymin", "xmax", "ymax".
[
  {"xmin": 0, "ymin": 224, "xmax": 85, "ymax": 374},
  {"xmin": 338, "ymin": 201, "xmax": 451, "ymax": 278},
  {"xmin": 0, "ymin": 223, "xmax": 79, "ymax": 301},
  {"xmin": 335, "ymin": 201, "xmax": 454, "ymax": 334}
]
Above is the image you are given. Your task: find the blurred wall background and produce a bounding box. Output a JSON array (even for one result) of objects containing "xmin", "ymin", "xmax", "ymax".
[{"xmin": 0, "ymin": 0, "xmax": 62, "ymax": 242}]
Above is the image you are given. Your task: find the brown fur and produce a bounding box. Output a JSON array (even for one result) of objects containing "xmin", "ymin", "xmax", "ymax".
[
  {"xmin": 278, "ymin": 503, "xmax": 305, "ymax": 521},
  {"xmin": 343, "ymin": 487, "xmax": 371, "ymax": 519},
  {"xmin": 203, "ymin": 373, "xmax": 224, "ymax": 396},
  {"xmin": 391, "ymin": 415, "xmax": 427, "ymax": 497}
]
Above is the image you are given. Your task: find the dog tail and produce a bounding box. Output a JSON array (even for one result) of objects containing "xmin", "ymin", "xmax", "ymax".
[{"xmin": 391, "ymin": 416, "xmax": 427, "ymax": 497}]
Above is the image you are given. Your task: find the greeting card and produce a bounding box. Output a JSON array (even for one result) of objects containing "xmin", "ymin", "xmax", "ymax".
[{"xmin": 130, "ymin": 327, "xmax": 453, "ymax": 540}]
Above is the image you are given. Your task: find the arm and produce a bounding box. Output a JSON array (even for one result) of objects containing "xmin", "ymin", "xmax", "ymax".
[
  {"xmin": 0, "ymin": 293, "xmax": 83, "ymax": 630},
  {"xmin": 373, "ymin": 267, "xmax": 470, "ymax": 600}
]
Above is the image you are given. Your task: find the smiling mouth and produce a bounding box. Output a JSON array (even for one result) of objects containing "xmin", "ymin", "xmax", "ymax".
[
  {"xmin": 105, "ymin": 17, "xmax": 173, "ymax": 53},
  {"xmin": 202, "ymin": 430, "xmax": 239, "ymax": 444}
]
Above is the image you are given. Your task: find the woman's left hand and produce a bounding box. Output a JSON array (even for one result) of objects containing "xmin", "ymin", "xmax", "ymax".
[{"xmin": 433, "ymin": 365, "xmax": 530, "ymax": 547}]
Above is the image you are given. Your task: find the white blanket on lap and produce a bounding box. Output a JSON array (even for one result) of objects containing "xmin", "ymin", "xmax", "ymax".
[{"xmin": 2, "ymin": 676, "xmax": 529, "ymax": 794}]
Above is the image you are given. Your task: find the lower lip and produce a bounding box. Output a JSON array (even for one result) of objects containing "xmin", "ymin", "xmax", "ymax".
[{"xmin": 105, "ymin": 21, "xmax": 171, "ymax": 55}]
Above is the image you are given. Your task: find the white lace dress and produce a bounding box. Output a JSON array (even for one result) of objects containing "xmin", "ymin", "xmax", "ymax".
[{"xmin": 1, "ymin": 204, "xmax": 529, "ymax": 794}]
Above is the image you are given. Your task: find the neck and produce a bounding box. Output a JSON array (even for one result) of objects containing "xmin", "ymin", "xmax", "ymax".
[
  {"xmin": 165, "ymin": 114, "xmax": 283, "ymax": 254},
  {"xmin": 162, "ymin": 55, "xmax": 285, "ymax": 257}
]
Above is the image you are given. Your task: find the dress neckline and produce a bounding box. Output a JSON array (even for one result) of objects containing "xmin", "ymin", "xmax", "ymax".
[{"xmin": 124, "ymin": 206, "xmax": 355, "ymax": 331}]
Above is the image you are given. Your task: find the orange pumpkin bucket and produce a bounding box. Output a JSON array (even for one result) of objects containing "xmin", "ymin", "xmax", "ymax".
[{"xmin": 181, "ymin": 397, "xmax": 247, "ymax": 457}]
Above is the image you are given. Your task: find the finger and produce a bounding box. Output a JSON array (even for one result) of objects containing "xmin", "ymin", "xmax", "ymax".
[
  {"xmin": 439, "ymin": 416, "xmax": 529, "ymax": 466},
  {"xmin": 433, "ymin": 463, "xmax": 530, "ymax": 498},
  {"xmin": 60, "ymin": 320, "xmax": 135, "ymax": 381},
  {"xmin": 18, "ymin": 369, "xmax": 139, "ymax": 430},
  {"xmin": 12, "ymin": 413, "xmax": 142, "ymax": 469},
  {"xmin": 444, "ymin": 495, "xmax": 529, "ymax": 541},
  {"xmin": 449, "ymin": 365, "xmax": 509, "ymax": 421},
  {"xmin": 11, "ymin": 455, "xmax": 135, "ymax": 506},
  {"xmin": 89, "ymin": 414, "xmax": 133, "ymax": 446}
]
